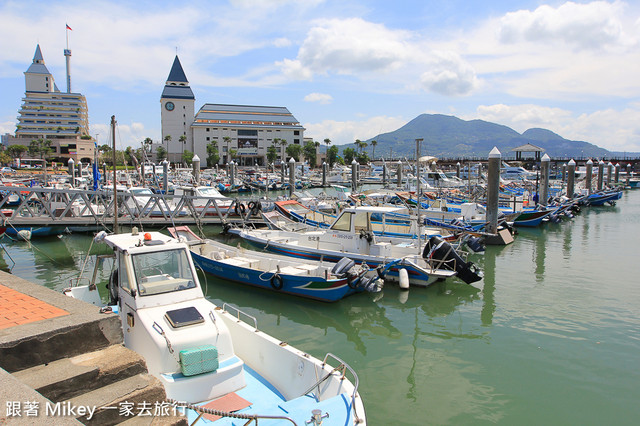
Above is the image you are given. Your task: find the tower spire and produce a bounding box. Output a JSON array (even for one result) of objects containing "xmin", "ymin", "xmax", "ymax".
[{"xmin": 64, "ymin": 24, "xmax": 72, "ymax": 93}]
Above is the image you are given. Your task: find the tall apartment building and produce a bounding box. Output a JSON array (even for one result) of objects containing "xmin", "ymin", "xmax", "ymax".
[{"xmin": 7, "ymin": 44, "xmax": 95, "ymax": 163}]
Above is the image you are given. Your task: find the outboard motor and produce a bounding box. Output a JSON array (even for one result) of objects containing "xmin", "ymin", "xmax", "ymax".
[
  {"xmin": 423, "ymin": 236, "xmax": 482, "ymax": 284},
  {"xmin": 466, "ymin": 236, "xmax": 485, "ymax": 253}
]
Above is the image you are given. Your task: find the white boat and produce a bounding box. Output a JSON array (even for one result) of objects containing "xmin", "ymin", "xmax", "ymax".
[
  {"xmin": 228, "ymin": 206, "xmax": 483, "ymax": 287},
  {"xmin": 69, "ymin": 230, "xmax": 366, "ymax": 425}
]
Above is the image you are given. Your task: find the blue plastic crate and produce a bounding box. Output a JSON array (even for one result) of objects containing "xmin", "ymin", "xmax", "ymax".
[{"xmin": 179, "ymin": 345, "xmax": 219, "ymax": 376}]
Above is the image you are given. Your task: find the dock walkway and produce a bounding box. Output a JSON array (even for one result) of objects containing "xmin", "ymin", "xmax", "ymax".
[{"xmin": 0, "ymin": 272, "xmax": 185, "ymax": 424}]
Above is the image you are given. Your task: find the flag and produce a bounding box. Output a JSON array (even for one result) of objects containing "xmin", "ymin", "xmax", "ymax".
[{"xmin": 66, "ymin": 24, "xmax": 72, "ymax": 31}]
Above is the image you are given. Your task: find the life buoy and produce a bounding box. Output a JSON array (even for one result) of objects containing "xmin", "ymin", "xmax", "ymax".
[
  {"xmin": 270, "ymin": 274, "xmax": 284, "ymax": 290},
  {"xmin": 234, "ymin": 202, "xmax": 247, "ymax": 216}
]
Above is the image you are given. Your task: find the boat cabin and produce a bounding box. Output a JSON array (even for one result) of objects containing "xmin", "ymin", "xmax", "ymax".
[{"xmin": 99, "ymin": 230, "xmax": 244, "ymax": 402}]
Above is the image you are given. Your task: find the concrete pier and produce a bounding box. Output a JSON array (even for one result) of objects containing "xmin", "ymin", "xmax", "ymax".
[{"xmin": 0, "ymin": 273, "xmax": 185, "ymax": 424}]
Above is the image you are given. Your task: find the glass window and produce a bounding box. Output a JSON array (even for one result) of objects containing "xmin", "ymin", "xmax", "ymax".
[
  {"xmin": 131, "ymin": 248, "xmax": 196, "ymax": 296},
  {"xmin": 331, "ymin": 212, "xmax": 352, "ymax": 232},
  {"xmin": 354, "ymin": 212, "xmax": 370, "ymax": 232}
]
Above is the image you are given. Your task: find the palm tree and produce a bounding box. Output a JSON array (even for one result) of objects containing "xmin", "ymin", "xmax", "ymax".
[
  {"xmin": 354, "ymin": 139, "xmax": 361, "ymax": 153},
  {"xmin": 163, "ymin": 135, "xmax": 171, "ymax": 162},
  {"xmin": 323, "ymin": 138, "xmax": 331, "ymax": 155},
  {"xmin": 371, "ymin": 140, "xmax": 377, "ymax": 160},
  {"xmin": 277, "ymin": 138, "xmax": 288, "ymax": 163},
  {"xmin": 179, "ymin": 135, "xmax": 187, "ymax": 166},
  {"xmin": 223, "ymin": 136, "xmax": 232, "ymax": 163}
]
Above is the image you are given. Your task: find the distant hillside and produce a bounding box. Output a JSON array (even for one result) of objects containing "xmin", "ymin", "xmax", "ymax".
[{"xmin": 342, "ymin": 114, "xmax": 613, "ymax": 159}]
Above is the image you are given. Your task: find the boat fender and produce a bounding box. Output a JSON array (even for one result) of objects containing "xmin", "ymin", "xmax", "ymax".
[
  {"xmin": 107, "ymin": 269, "xmax": 119, "ymax": 305},
  {"xmin": 398, "ymin": 268, "xmax": 410, "ymax": 290},
  {"xmin": 248, "ymin": 201, "xmax": 261, "ymax": 216},
  {"xmin": 234, "ymin": 202, "xmax": 247, "ymax": 216},
  {"xmin": 270, "ymin": 273, "xmax": 284, "ymax": 290}
]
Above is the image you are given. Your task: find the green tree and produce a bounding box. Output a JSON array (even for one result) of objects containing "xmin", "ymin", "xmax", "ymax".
[
  {"xmin": 7, "ymin": 145, "xmax": 27, "ymax": 161},
  {"xmin": 0, "ymin": 152, "xmax": 12, "ymax": 166},
  {"xmin": 342, "ymin": 147, "xmax": 356, "ymax": 164},
  {"xmin": 356, "ymin": 151, "xmax": 370, "ymax": 165},
  {"xmin": 182, "ymin": 150, "xmax": 194, "ymax": 166},
  {"xmin": 206, "ymin": 141, "xmax": 220, "ymax": 167},
  {"xmin": 303, "ymin": 140, "xmax": 318, "ymax": 166},
  {"xmin": 28, "ymin": 140, "xmax": 40, "ymax": 157},
  {"xmin": 327, "ymin": 145, "xmax": 339, "ymax": 167},
  {"xmin": 371, "ymin": 140, "xmax": 377, "ymax": 160},
  {"xmin": 267, "ymin": 145, "xmax": 278, "ymax": 165},
  {"xmin": 156, "ymin": 146, "xmax": 167, "ymax": 162},
  {"xmin": 286, "ymin": 143, "xmax": 302, "ymax": 161}
]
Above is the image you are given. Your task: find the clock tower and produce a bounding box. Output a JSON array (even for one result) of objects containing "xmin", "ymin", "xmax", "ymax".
[{"xmin": 160, "ymin": 55, "xmax": 195, "ymax": 164}]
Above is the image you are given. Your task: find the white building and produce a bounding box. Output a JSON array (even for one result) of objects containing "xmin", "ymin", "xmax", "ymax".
[
  {"xmin": 160, "ymin": 56, "xmax": 305, "ymax": 167},
  {"xmin": 7, "ymin": 45, "xmax": 95, "ymax": 163}
]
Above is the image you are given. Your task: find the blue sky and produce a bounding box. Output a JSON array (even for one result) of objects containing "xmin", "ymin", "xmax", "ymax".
[{"xmin": 1, "ymin": 0, "xmax": 640, "ymax": 153}]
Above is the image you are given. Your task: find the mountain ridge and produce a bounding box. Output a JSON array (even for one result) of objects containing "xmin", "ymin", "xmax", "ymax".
[{"xmin": 338, "ymin": 114, "xmax": 626, "ymax": 159}]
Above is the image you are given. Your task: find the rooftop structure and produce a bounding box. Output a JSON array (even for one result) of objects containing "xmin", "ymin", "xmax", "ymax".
[
  {"xmin": 8, "ymin": 44, "xmax": 95, "ymax": 163},
  {"xmin": 160, "ymin": 56, "xmax": 306, "ymax": 167}
]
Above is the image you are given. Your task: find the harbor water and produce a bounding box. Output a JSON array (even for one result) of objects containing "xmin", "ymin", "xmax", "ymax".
[{"xmin": 1, "ymin": 189, "xmax": 639, "ymax": 425}]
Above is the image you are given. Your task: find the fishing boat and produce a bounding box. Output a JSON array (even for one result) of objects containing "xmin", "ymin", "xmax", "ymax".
[
  {"xmin": 584, "ymin": 189, "xmax": 623, "ymax": 206},
  {"xmin": 68, "ymin": 229, "xmax": 366, "ymax": 425},
  {"xmin": 228, "ymin": 206, "xmax": 482, "ymax": 287},
  {"xmin": 169, "ymin": 226, "xmax": 381, "ymax": 301}
]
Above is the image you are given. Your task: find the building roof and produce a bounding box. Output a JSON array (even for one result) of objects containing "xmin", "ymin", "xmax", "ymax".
[
  {"xmin": 161, "ymin": 55, "xmax": 195, "ymax": 100},
  {"xmin": 166, "ymin": 55, "xmax": 189, "ymax": 83},
  {"xmin": 193, "ymin": 104, "xmax": 303, "ymax": 128},
  {"xmin": 512, "ymin": 143, "xmax": 545, "ymax": 152},
  {"xmin": 25, "ymin": 44, "xmax": 52, "ymax": 75},
  {"xmin": 161, "ymin": 85, "xmax": 195, "ymax": 100}
]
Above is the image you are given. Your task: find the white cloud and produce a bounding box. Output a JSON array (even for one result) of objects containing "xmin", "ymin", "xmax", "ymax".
[
  {"xmin": 293, "ymin": 18, "xmax": 414, "ymax": 75},
  {"xmin": 420, "ymin": 50, "xmax": 478, "ymax": 96},
  {"xmin": 0, "ymin": 120, "xmax": 16, "ymax": 136},
  {"xmin": 474, "ymin": 103, "xmax": 640, "ymax": 152},
  {"xmin": 303, "ymin": 115, "xmax": 406, "ymax": 147},
  {"xmin": 497, "ymin": 1, "xmax": 631, "ymax": 50},
  {"xmin": 304, "ymin": 93, "xmax": 333, "ymax": 104},
  {"xmin": 279, "ymin": 17, "xmax": 478, "ymax": 96}
]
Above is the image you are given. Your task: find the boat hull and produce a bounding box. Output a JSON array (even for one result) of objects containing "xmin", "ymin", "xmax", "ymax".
[{"xmin": 190, "ymin": 250, "xmax": 362, "ymax": 302}]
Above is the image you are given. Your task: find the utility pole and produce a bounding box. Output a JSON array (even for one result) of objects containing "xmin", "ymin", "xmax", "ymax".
[{"xmin": 111, "ymin": 115, "xmax": 118, "ymax": 234}]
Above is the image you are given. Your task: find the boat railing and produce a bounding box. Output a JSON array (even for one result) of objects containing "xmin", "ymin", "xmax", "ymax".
[
  {"xmin": 167, "ymin": 399, "xmax": 297, "ymax": 425},
  {"xmin": 300, "ymin": 352, "xmax": 362, "ymax": 424},
  {"xmin": 221, "ymin": 303, "xmax": 258, "ymax": 331}
]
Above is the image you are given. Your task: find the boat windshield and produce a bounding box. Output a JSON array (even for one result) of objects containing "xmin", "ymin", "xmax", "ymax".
[{"xmin": 131, "ymin": 248, "xmax": 197, "ymax": 296}]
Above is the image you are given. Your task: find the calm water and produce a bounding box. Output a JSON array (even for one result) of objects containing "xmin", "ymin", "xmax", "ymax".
[{"xmin": 2, "ymin": 190, "xmax": 639, "ymax": 425}]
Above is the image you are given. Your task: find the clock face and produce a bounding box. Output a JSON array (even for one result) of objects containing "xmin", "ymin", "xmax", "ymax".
[{"xmin": 165, "ymin": 101, "xmax": 175, "ymax": 111}]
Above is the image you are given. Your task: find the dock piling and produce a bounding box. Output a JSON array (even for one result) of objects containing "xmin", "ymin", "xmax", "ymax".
[
  {"xmin": 567, "ymin": 159, "xmax": 576, "ymax": 197},
  {"xmin": 540, "ymin": 154, "xmax": 550, "ymax": 206}
]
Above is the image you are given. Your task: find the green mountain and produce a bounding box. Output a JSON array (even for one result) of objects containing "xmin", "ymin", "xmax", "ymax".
[{"xmin": 348, "ymin": 114, "xmax": 612, "ymax": 159}]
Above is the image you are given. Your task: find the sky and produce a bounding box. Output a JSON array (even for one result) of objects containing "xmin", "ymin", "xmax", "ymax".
[{"xmin": 1, "ymin": 0, "xmax": 640, "ymax": 153}]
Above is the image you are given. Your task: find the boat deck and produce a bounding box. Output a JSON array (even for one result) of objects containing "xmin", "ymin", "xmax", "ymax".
[{"xmin": 185, "ymin": 364, "xmax": 354, "ymax": 425}]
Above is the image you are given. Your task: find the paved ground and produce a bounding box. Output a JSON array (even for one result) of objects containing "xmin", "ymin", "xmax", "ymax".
[{"xmin": 0, "ymin": 284, "xmax": 69, "ymax": 329}]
